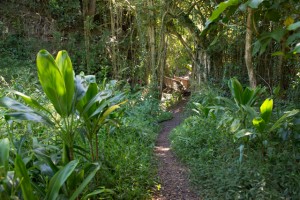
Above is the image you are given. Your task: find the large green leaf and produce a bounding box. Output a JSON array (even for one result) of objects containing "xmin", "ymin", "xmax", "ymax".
[
  {"xmin": 206, "ymin": 0, "xmax": 239, "ymax": 26},
  {"xmin": 5, "ymin": 112, "xmax": 54, "ymax": 125},
  {"xmin": 260, "ymin": 98, "xmax": 273, "ymax": 123},
  {"xmin": 0, "ymin": 96, "xmax": 34, "ymax": 112},
  {"xmin": 46, "ymin": 160, "xmax": 79, "ymax": 200},
  {"xmin": 228, "ymin": 78, "xmax": 243, "ymax": 105},
  {"xmin": 82, "ymin": 90, "xmax": 112, "ymax": 115},
  {"xmin": 34, "ymin": 149, "xmax": 59, "ymax": 173},
  {"xmin": 77, "ymin": 82, "xmax": 99, "ymax": 117},
  {"xmin": 12, "ymin": 91, "xmax": 52, "ymax": 116},
  {"xmin": 14, "ymin": 155, "xmax": 37, "ymax": 200},
  {"xmin": 241, "ymin": 87, "xmax": 254, "ymax": 105},
  {"xmin": 0, "ymin": 138, "xmax": 9, "ymax": 173},
  {"xmin": 36, "ymin": 50, "xmax": 67, "ymax": 117},
  {"xmin": 69, "ymin": 163, "xmax": 100, "ymax": 200},
  {"xmin": 55, "ymin": 51, "xmax": 75, "ymax": 115}
]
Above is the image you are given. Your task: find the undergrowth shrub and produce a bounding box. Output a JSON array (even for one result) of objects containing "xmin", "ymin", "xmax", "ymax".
[
  {"xmin": 0, "ymin": 50, "xmax": 165, "ymax": 199},
  {"xmin": 170, "ymin": 87, "xmax": 300, "ymax": 199},
  {"xmin": 95, "ymin": 93, "xmax": 163, "ymax": 199}
]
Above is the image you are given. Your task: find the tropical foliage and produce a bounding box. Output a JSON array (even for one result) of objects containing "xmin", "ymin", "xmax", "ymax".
[{"xmin": 0, "ymin": 0, "xmax": 300, "ymax": 199}]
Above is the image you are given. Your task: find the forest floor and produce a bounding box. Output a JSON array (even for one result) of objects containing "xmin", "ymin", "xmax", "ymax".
[{"xmin": 152, "ymin": 98, "xmax": 199, "ymax": 200}]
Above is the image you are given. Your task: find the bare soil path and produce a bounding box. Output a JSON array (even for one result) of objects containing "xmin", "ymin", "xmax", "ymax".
[{"xmin": 152, "ymin": 99, "xmax": 199, "ymax": 200}]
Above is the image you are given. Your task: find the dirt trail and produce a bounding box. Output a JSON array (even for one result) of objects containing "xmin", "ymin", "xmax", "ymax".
[{"xmin": 152, "ymin": 99, "xmax": 199, "ymax": 200}]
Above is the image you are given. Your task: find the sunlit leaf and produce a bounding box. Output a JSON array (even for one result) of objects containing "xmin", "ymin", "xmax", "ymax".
[
  {"xmin": 55, "ymin": 50, "xmax": 75, "ymax": 115},
  {"xmin": 36, "ymin": 50, "xmax": 67, "ymax": 117},
  {"xmin": 98, "ymin": 101, "xmax": 127, "ymax": 124},
  {"xmin": 252, "ymin": 117, "xmax": 266, "ymax": 132},
  {"xmin": 260, "ymin": 98, "xmax": 273, "ymax": 123}
]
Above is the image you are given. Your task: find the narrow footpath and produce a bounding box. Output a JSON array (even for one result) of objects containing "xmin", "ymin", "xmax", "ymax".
[{"xmin": 152, "ymin": 99, "xmax": 199, "ymax": 200}]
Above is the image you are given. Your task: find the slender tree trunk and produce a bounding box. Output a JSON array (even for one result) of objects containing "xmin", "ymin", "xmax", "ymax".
[
  {"xmin": 245, "ymin": 7, "xmax": 257, "ymax": 88},
  {"xmin": 157, "ymin": 8, "xmax": 167, "ymax": 97},
  {"xmin": 109, "ymin": 0, "xmax": 117, "ymax": 78},
  {"xmin": 82, "ymin": 0, "xmax": 96, "ymax": 74},
  {"xmin": 147, "ymin": 0, "xmax": 156, "ymax": 84}
]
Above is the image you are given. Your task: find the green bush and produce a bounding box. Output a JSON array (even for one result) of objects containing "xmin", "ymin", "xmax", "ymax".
[{"xmin": 170, "ymin": 88, "xmax": 300, "ymax": 199}]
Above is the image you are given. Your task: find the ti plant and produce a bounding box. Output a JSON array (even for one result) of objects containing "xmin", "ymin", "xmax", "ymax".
[
  {"xmin": 76, "ymin": 74, "xmax": 125, "ymax": 161},
  {"xmin": 0, "ymin": 50, "xmax": 78, "ymax": 163},
  {"xmin": 0, "ymin": 50, "xmax": 123, "ymax": 199},
  {"xmin": 211, "ymin": 77, "xmax": 265, "ymax": 133},
  {"xmin": 236, "ymin": 98, "xmax": 299, "ymax": 142}
]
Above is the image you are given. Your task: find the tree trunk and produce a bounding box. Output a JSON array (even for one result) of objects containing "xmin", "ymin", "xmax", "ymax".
[
  {"xmin": 157, "ymin": 10, "xmax": 168, "ymax": 97},
  {"xmin": 109, "ymin": 0, "xmax": 117, "ymax": 78},
  {"xmin": 82, "ymin": 0, "xmax": 96, "ymax": 74},
  {"xmin": 245, "ymin": 7, "xmax": 257, "ymax": 88},
  {"xmin": 147, "ymin": 0, "xmax": 156, "ymax": 84}
]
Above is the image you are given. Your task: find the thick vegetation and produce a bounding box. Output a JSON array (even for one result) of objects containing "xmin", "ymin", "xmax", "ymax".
[
  {"xmin": 1, "ymin": 0, "xmax": 300, "ymax": 199},
  {"xmin": 0, "ymin": 51, "xmax": 169, "ymax": 199},
  {"xmin": 170, "ymin": 80, "xmax": 300, "ymax": 199}
]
